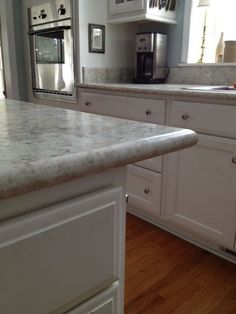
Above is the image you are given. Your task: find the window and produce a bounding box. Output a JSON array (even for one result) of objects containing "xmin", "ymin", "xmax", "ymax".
[{"xmin": 186, "ymin": 0, "xmax": 236, "ymax": 63}]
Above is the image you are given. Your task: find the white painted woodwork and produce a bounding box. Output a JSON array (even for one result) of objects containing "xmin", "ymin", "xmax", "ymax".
[
  {"xmin": 127, "ymin": 165, "xmax": 162, "ymax": 217},
  {"xmin": 168, "ymin": 100, "xmax": 236, "ymax": 139},
  {"xmin": 108, "ymin": 0, "xmax": 177, "ymax": 24},
  {"xmin": 135, "ymin": 155, "xmax": 163, "ymax": 173},
  {"xmin": 109, "ymin": 0, "xmax": 145, "ymax": 15},
  {"xmin": 78, "ymin": 91, "xmax": 164, "ymax": 174},
  {"xmin": 67, "ymin": 282, "xmax": 119, "ymax": 314},
  {"xmin": 78, "ymin": 91, "xmax": 165, "ymax": 124},
  {"xmin": 0, "ymin": 186, "xmax": 123, "ymax": 314},
  {"xmin": 163, "ymin": 134, "xmax": 236, "ymax": 249}
]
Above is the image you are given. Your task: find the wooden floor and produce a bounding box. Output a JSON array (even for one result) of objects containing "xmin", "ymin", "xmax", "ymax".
[{"xmin": 125, "ymin": 213, "xmax": 236, "ymax": 314}]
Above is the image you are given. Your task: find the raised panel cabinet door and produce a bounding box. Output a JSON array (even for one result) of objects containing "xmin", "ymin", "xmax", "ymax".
[
  {"xmin": 0, "ymin": 187, "xmax": 124, "ymax": 314},
  {"xmin": 163, "ymin": 134, "xmax": 236, "ymax": 249},
  {"xmin": 109, "ymin": 0, "xmax": 145, "ymax": 15}
]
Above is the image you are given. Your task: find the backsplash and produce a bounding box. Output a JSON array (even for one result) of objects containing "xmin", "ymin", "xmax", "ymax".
[
  {"xmin": 167, "ymin": 65, "xmax": 236, "ymax": 85},
  {"xmin": 82, "ymin": 65, "xmax": 236, "ymax": 86},
  {"xmin": 82, "ymin": 67, "xmax": 134, "ymax": 84}
]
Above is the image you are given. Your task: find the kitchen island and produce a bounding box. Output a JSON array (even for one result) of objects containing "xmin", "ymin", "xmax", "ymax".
[{"xmin": 0, "ymin": 99, "xmax": 197, "ymax": 314}]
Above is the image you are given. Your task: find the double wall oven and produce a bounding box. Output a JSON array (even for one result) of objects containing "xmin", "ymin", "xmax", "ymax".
[{"xmin": 28, "ymin": 0, "xmax": 75, "ymax": 100}]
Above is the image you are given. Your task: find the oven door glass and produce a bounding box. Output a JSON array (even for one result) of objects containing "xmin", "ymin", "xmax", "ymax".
[{"xmin": 35, "ymin": 30, "xmax": 64, "ymax": 64}]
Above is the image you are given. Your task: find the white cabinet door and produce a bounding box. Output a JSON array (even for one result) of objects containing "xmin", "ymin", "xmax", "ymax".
[
  {"xmin": 109, "ymin": 0, "xmax": 145, "ymax": 15},
  {"xmin": 163, "ymin": 135, "xmax": 236, "ymax": 249},
  {"xmin": 0, "ymin": 187, "xmax": 124, "ymax": 314}
]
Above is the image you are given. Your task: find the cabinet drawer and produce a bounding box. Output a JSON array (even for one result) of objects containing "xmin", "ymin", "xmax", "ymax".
[
  {"xmin": 168, "ymin": 100, "xmax": 236, "ymax": 138},
  {"xmin": 78, "ymin": 92, "xmax": 165, "ymax": 124},
  {"xmin": 0, "ymin": 187, "xmax": 123, "ymax": 314},
  {"xmin": 67, "ymin": 282, "xmax": 119, "ymax": 314},
  {"xmin": 135, "ymin": 156, "xmax": 163, "ymax": 172},
  {"xmin": 127, "ymin": 165, "xmax": 162, "ymax": 217}
]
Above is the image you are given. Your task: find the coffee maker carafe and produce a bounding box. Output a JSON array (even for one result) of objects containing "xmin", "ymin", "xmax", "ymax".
[{"xmin": 134, "ymin": 32, "xmax": 168, "ymax": 84}]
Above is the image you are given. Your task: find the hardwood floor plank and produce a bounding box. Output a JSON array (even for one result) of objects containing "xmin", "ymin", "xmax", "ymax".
[{"xmin": 125, "ymin": 213, "xmax": 236, "ymax": 314}]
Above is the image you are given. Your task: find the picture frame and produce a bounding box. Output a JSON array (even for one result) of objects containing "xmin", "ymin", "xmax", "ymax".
[{"xmin": 88, "ymin": 24, "xmax": 105, "ymax": 54}]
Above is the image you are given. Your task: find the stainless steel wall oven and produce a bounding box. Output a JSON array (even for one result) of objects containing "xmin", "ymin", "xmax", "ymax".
[{"xmin": 28, "ymin": 0, "xmax": 75, "ymax": 100}]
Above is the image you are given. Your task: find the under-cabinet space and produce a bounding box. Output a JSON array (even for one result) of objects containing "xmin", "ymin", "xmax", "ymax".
[{"xmin": 127, "ymin": 165, "xmax": 162, "ymax": 217}]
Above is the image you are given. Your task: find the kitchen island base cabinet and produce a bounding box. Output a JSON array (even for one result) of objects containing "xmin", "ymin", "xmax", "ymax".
[
  {"xmin": 0, "ymin": 170, "xmax": 126, "ymax": 314},
  {"xmin": 162, "ymin": 135, "xmax": 236, "ymax": 251}
]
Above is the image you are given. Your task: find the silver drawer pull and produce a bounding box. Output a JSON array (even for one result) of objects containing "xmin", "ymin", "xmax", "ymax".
[
  {"xmin": 144, "ymin": 188, "xmax": 150, "ymax": 194},
  {"xmin": 125, "ymin": 194, "xmax": 129, "ymax": 203},
  {"xmin": 84, "ymin": 101, "xmax": 91, "ymax": 106},
  {"xmin": 146, "ymin": 109, "xmax": 152, "ymax": 115},
  {"xmin": 182, "ymin": 113, "xmax": 189, "ymax": 120},
  {"xmin": 232, "ymin": 157, "xmax": 236, "ymax": 164}
]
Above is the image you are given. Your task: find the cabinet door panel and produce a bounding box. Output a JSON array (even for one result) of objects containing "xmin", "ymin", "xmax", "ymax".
[
  {"xmin": 163, "ymin": 135, "xmax": 236, "ymax": 249},
  {"xmin": 0, "ymin": 187, "xmax": 123, "ymax": 314}
]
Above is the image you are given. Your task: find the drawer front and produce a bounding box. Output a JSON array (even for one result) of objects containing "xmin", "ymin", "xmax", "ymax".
[
  {"xmin": 0, "ymin": 187, "xmax": 123, "ymax": 314},
  {"xmin": 135, "ymin": 156, "xmax": 163, "ymax": 172},
  {"xmin": 168, "ymin": 100, "xmax": 236, "ymax": 138},
  {"xmin": 78, "ymin": 92, "xmax": 165, "ymax": 124},
  {"xmin": 127, "ymin": 165, "xmax": 162, "ymax": 217},
  {"xmin": 68, "ymin": 282, "xmax": 119, "ymax": 314}
]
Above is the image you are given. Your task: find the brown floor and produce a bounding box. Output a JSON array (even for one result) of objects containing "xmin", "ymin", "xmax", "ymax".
[{"xmin": 125, "ymin": 213, "xmax": 236, "ymax": 314}]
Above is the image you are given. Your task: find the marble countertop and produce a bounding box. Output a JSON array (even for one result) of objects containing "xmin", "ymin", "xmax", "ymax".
[
  {"xmin": 77, "ymin": 83, "xmax": 236, "ymax": 101},
  {"xmin": 0, "ymin": 99, "xmax": 197, "ymax": 199}
]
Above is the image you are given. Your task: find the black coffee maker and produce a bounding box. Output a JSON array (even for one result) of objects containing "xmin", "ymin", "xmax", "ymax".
[{"xmin": 134, "ymin": 32, "xmax": 168, "ymax": 84}]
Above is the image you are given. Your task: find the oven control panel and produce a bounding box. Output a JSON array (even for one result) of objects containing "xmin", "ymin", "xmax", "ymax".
[{"xmin": 29, "ymin": 0, "xmax": 71, "ymax": 26}]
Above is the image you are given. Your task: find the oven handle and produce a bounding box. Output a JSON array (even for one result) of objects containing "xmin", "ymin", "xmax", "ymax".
[{"xmin": 28, "ymin": 25, "xmax": 71, "ymax": 36}]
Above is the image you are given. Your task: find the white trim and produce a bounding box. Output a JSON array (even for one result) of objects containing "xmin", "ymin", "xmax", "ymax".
[
  {"xmin": 181, "ymin": 0, "xmax": 193, "ymax": 63},
  {"xmin": 0, "ymin": 0, "xmax": 20, "ymax": 100}
]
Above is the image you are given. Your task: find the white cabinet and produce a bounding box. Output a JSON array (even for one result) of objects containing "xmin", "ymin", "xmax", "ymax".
[
  {"xmin": 67, "ymin": 282, "xmax": 119, "ymax": 314},
  {"xmin": 0, "ymin": 186, "xmax": 123, "ymax": 314},
  {"xmin": 108, "ymin": 0, "xmax": 178, "ymax": 24},
  {"xmin": 109, "ymin": 0, "xmax": 145, "ymax": 15},
  {"xmin": 127, "ymin": 165, "xmax": 162, "ymax": 217},
  {"xmin": 163, "ymin": 135, "xmax": 236, "ymax": 249},
  {"xmin": 78, "ymin": 90, "xmax": 165, "ymax": 219}
]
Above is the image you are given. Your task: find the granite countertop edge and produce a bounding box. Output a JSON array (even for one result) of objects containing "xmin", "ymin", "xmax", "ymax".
[
  {"xmin": 76, "ymin": 83, "xmax": 236, "ymax": 101},
  {"xmin": 0, "ymin": 129, "xmax": 197, "ymax": 200}
]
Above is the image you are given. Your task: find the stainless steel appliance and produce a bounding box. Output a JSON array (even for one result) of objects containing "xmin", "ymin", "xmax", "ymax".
[
  {"xmin": 134, "ymin": 32, "xmax": 168, "ymax": 84},
  {"xmin": 28, "ymin": 0, "xmax": 75, "ymax": 99}
]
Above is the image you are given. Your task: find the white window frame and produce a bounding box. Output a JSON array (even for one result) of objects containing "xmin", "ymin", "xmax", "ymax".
[{"xmin": 180, "ymin": 0, "xmax": 236, "ymax": 66}]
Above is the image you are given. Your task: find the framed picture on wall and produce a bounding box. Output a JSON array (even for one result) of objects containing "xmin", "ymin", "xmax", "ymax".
[{"xmin": 88, "ymin": 24, "xmax": 105, "ymax": 53}]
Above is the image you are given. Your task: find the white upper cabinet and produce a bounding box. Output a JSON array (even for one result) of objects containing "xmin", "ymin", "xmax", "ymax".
[{"xmin": 108, "ymin": 0, "xmax": 178, "ymax": 24}]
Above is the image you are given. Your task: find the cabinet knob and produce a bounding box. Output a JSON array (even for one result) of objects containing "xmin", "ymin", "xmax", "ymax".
[
  {"xmin": 84, "ymin": 101, "xmax": 91, "ymax": 106},
  {"xmin": 146, "ymin": 109, "xmax": 152, "ymax": 115},
  {"xmin": 182, "ymin": 113, "xmax": 189, "ymax": 120},
  {"xmin": 125, "ymin": 194, "xmax": 129, "ymax": 203},
  {"xmin": 144, "ymin": 188, "xmax": 150, "ymax": 194},
  {"xmin": 232, "ymin": 157, "xmax": 236, "ymax": 164}
]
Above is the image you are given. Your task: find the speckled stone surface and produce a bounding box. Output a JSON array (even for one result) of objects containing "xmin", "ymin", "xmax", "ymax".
[
  {"xmin": 167, "ymin": 66, "xmax": 236, "ymax": 86},
  {"xmin": 77, "ymin": 83, "xmax": 236, "ymax": 102},
  {"xmin": 0, "ymin": 99, "xmax": 197, "ymax": 199},
  {"xmin": 82, "ymin": 67, "xmax": 134, "ymax": 84}
]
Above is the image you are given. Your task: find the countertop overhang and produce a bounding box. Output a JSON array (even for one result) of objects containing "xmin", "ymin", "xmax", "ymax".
[
  {"xmin": 77, "ymin": 83, "xmax": 236, "ymax": 101},
  {"xmin": 0, "ymin": 99, "xmax": 197, "ymax": 199}
]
